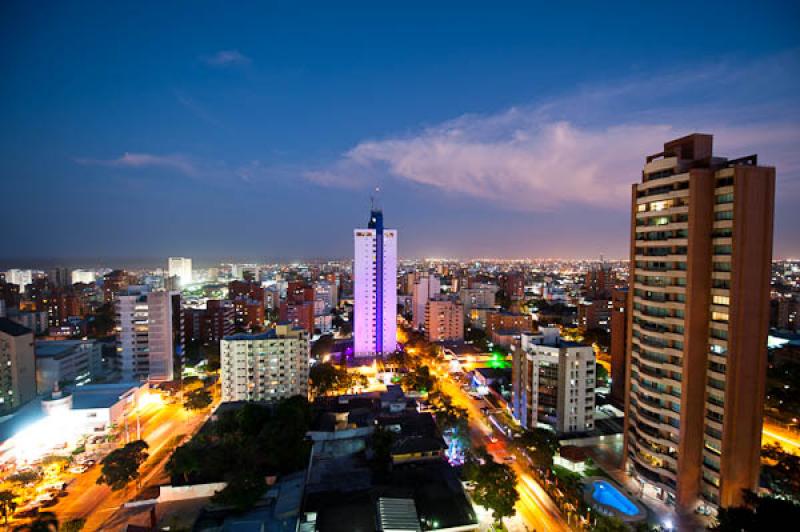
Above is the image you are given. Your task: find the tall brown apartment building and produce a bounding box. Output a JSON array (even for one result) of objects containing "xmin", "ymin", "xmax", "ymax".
[
  {"xmin": 623, "ymin": 134, "xmax": 774, "ymax": 511},
  {"xmin": 610, "ymin": 286, "xmax": 628, "ymax": 407}
]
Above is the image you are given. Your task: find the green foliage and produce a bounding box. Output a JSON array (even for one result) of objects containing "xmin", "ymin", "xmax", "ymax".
[
  {"xmin": 41, "ymin": 455, "xmax": 69, "ymax": 468},
  {"xmin": 211, "ymin": 473, "xmax": 267, "ymax": 510},
  {"xmin": 712, "ymin": 491, "xmax": 800, "ymax": 530},
  {"xmin": 309, "ymin": 362, "xmax": 366, "ymax": 396},
  {"xmin": 167, "ymin": 396, "xmax": 312, "ymax": 511},
  {"xmin": 371, "ymin": 426, "xmax": 396, "ymax": 469},
  {"xmin": 464, "ymin": 448, "xmax": 519, "ymax": 524},
  {"xmin": 517, "ymin": 428, "xmax": 559, "ymax": 469},
  {"xmin": 311, "ymin": 334, "xmax": 335, "ymax": 358},
  {"xmin": 184, "ymin": 388, "xmax": 213, "ymax": 411},
  {"xmin": 97, "ymin": 439, "xmax": 149, "ymax": 491},
  {"xmin": 430, "ymin": 392, "xmax": 470, "ymax": 448},
  {"xmin": 595, "ymin": 363, "xmax": 609, "ymax": 385},
  {"xmin": 592, "ymin": 514, "xmax": 629, "ymax": 531},
  {"xmin": 401, "ymin": 365, "xmax": 436, "ymax": 393},
  {"xmin": 582, "ymin": 327, "xmax": 610, "ymax": 350},
  {"xmin": 760, "ymin": 443, "xmax": 800, "ymax": 500},
  {"xmin": 465, "ymin": 326, "xmax": 490, "ymax": 352},
  {"xmin": 61, "ymin": 519, "xmax": 86, "ymax": 532}
]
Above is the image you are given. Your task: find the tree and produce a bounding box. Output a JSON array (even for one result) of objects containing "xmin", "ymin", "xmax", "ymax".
[
  {"xmin": 592, "ymin": 514, "xmax": 629, "ymax": 531},
  {"xmin": 184, "ymin": 388, "xmax": 213, "ymax": 411},
  {"xmin": 211, "ymin": 473, "xmax": 267, "ymax": 510},
  {"xmin": 0, "ymin": 490, "xmax": 16, "ymax": 526},
  {"xmin": 61, "ymin": 519, "xmax": 86, "ymax": 532},
  {"xmin": 401, "ymin": 365, "xmax": 436, "ymax": 393},
  {"xmin": 518, "ymin": 428, "xmax": 559, "ymax": 469},
  {"xmin": 595, "ymin": 363, "xmax": 609, "ymax": 386},
  {"xmin": 166, "ymin": 444, "xmax": 201, "ymax": 484},
  {"xmin": 309, "ymin": 362, "xmax": 346, "ymax": 396},
  {"xmin": 761, "ymin": 443, "xmax": 800, "ymax": 498},
  {"xmin": 464, "ymin": 448, "xmax": 519, "ymax": 525},
  {"xmin": 13, "ymin": 512, "xmax": 58, "ymax": 532},
  {"xmin": 7, "ymin": 471, "xmax": 40, "ymax": 485},
  {"xmin": 97, "ymin": 439, "xmax": 149, "ymax": 491},
  {"xmin": 311, "ymin": 334, "xmax": 335, "ymax": 358},
  {"xmin": 712, "ymin": 491, "xmax": 800, "ymax": 531}
]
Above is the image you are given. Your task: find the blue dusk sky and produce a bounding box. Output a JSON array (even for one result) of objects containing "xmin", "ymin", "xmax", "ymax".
[{"xmin": 1, "ymin": 1, "xmax": 799, "ymax": 265}]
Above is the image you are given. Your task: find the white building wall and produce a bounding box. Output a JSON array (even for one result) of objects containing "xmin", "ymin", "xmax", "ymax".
[
  {"xmin": 353, "ymin": 228, "xmax": 398, "ymax": 356},
  {"xmin": 168, "ymin": 258, "xmax": 192, "ymax": 288},
  {"xmin": 71, "ymin": 269, "xmax": 96, "ymax": 285},
  {"xmin": 147, "ymin": 291, "xmax": 174, "ymax": 382},
  {"xmin": 412, "ymin": 273, "xmax": 440, "ymax": 330}
]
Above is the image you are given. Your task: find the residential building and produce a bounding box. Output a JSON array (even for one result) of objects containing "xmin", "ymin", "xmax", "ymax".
[
  {"xmin": 486, "ymin": 311, "xmax": 532, "ymax": 338},
  {"xmin": 585, "ymin": 263, "xmax": 613, "ymax": 298},
  {"xmin": 168, "ymin": 257, "xmax": 193, "ymax": 288},
  {"xmin": 103, "ymin": 270, "xmax": 130, "ymax": 303},
  {"xmin": 578, "ymin": 298, "xmax": 612, "ymax": 332},
  {"xmin": 220, "ymin": 323, "xmax": 309, "ymax": 402},
  {"xmin": 314, "ymin": 280, "xmax": 338, "ymax": 312},
  {"xmin": 411, "ymin": 272, "xmax": 440, "ymax": 330},
  {"xmin": 424, "ymin": 296, "xmax": 464, "ymax": 343},
  {"xmin": 0, "ymin": 318, "xmax": 37, "ymax": 414},
  {"xmin": 6, "ymin": 309, "xmax": 48, "ymax": 335},
  {"xmin": 35, "ymin": 339, "xmax": 102, "ymax": 392},
  {"xmin": 354, "ymin": 203, "xmax": 397, "ymax": 356},
  {"xmin": 512, "ymin": 327, "xmax": 595, "ymax": 434},
  {"xmin": 5, "ymin": 270, "xmax": 32, "ymax": 294},
  {"xmin": 459, "ymin": 284, "xmax": 498, "ymax": 319},
  {"xmin": 115, "ymin": 290, "xmax": 177, "ymax": 382},
  {"xmin": 623, "ymin": 134, "xmax": 775, "ymax": 510},
  {"xmin": 71, "ymin": 269, "xmax": 96, "ymax": 285},
  {"xmin": 610, "ymin": 286, "xmax": 628, "ymax": 407}
]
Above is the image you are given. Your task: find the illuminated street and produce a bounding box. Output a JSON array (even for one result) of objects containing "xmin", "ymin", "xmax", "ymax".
[
  {"xmin": 32, "ymin": 392, "xmax": 213, "ymax": 531},
  {"xmin": 762, "ymin": 420, "xmax": 800, "ymax": 455},
  {"xmin": 436, "ymin": 369, "xmax": 570, "ymax": 532}
]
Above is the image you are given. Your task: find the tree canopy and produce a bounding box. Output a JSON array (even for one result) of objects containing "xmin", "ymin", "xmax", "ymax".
[
  {"xmin": 97, "ymin": 439, "xmax": 149, "ymax": 491},
  {"xmin": 517, "ymin": 428, "xmax": 560, "ymax": 469},
  {"xmin": 184, "ymin": 388, "xmax": 213, "ymax": 411},
  {"xmin": 712, "ymin": 491, "xmax": 800, "ymax": 531},
  {"xmin": 464, "ymin": 447, "xmax": 519, "ymax": 525}
]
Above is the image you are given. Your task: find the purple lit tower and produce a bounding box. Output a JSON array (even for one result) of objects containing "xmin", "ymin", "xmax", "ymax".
[{"xmin": 353, "ymin": 194, "xmax": 397, "ymax": 357}]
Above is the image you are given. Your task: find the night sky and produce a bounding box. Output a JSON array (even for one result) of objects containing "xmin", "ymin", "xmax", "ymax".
[{"xmin": 2, "ymin": 1, "xmax": 799, "ymax": 264}]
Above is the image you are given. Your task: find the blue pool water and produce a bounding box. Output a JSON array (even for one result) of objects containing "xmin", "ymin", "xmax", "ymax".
[{"xmin": 591, "ymin": 480, "xmax": 639, "ymax": 516}]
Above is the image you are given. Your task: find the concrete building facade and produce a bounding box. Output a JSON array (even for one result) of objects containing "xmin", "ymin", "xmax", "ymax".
[
  {"xmin": 623, "ymin": 134, "xmax": 775, "ymax": 511},
  {"xmin": 220, "ymin": 324, "xmax": 309, "ymax": 402},
  {"xmin": 512, "ymin": 327, "xmax": 595, "ymax": 434},
  {"xmin": 0, "ymin": 318, "xmax": 37, "ymax": 414}
]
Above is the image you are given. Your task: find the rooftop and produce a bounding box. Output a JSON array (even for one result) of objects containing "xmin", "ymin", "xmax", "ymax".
[
  {"xmin": 70, "ymin": 381, "xmax": 142, "ymax": 410},
  {"xmin": 0, "ymin": 317, "xmax": 32, "ymax": 337}
]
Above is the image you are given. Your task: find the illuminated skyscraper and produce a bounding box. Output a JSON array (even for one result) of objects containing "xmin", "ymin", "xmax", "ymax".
[
  {"xmin": 353, "ymin": 199, "xmax": 397, "ymax": 356},
  {"xmin": 624, "ymin": 134, "xmax": 775, "ymax": 511},
  {"xmin": 168, "ymin": 257, "xmax": 192, "ymax": 288}
]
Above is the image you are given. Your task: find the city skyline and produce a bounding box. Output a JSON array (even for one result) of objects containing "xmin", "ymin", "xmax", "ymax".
[{"xmin": 2, "ymin": 3, "xmax": 800, "ymax": 261}]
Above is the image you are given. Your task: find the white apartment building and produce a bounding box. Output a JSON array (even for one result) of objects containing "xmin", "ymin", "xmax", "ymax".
[
  {"xmin": 167, "ymin": 257, "xmax": 193, "ymax": 288},
  {"xmin": 411, "ymin": 273, "xmax": 440, "ymax": 330},
  {"xmin": 35, "ymin": 339, "xmax": 103, "ymax": 393},
  {"xmin": 5, "ymin": 269, "xmax": 33, "ymax": 292},
  {"xmin": 353, "ymin": 206, "xmax": 397, "ymax": 356},
  {"xmin": 512, "ymin": 327, "xmax": 595, "ymax": 434},
  {"xmin": 220, "ymin": 323, "xmax": 309, "ymax": 402},
  {"xmin": 71, "ymin": 269, "xmax": 96, "ymax": 285},
  {"xmin": 115, "ymin": 290, "xmax": 176, "ymax": 382},
  {"xmin": 314, "ymin": 280, "xmax": 339, "ymax": 312}
]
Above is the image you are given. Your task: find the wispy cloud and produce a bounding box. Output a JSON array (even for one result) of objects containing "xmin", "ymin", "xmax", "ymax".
[
  {"xmin": 308, "ymin": 53, "xmax": 800, "ymax": 211},
  {"xmin": 202, "ymin": 49, "xmax": 251, "ymax": 67},
  {"xmin": 75, "ymin": 152, "xmax": 197, "ymax": 175},
  {"xmin": 174, "ymin": 90, "xmax": 224, "ymax": 128}
]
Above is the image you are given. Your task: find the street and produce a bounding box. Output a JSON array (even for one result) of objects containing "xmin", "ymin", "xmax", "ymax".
[
  {"xmin": 50, "ymin": 396, "xmax": 211, "ymax": 531},
  {"xmin": 436, "ymin": 370, "xmax": 569, "ymax": 532}
]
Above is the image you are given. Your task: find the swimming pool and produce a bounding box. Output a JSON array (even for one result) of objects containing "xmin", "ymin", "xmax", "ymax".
[{"xmin": 590, "ymin": 480, "xmax": 640, "ymax": 516}]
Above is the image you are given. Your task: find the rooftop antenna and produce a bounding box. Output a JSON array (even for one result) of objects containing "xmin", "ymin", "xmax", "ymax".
[{"xmin": 370, "ymin": 186, "xmax": 382, "ymax": 212}]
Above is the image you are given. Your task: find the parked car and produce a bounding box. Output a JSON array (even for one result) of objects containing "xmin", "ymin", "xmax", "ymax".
[{"xmin": 69, "ymin": 465, "xmax": 87, "ymax": 474}]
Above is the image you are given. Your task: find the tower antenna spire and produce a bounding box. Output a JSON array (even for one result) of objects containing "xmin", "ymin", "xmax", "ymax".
[{"xmin": 371, "ymin": 186, "xmax": 382, "ymax": 212}]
